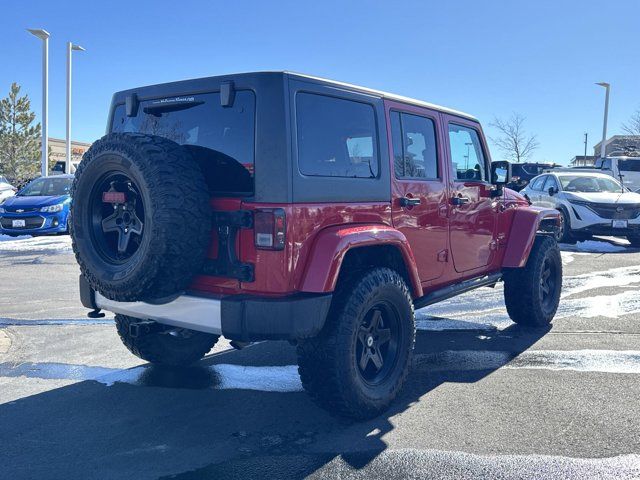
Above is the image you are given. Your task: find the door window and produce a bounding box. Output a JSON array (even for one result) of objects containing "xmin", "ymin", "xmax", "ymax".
[
  {"xmin": 390, "ymin": 111, "xmax": 438, "ymax": 179},
  {"xmin": 530, "ymin": 176, "xmax": 547, "ymax": 191},
  {"xmin": 543, "ymin": 176, "xmax": 559, "ymax": 192},
  {"xmin": 448, "ymin": 124, "xmax": 487, "ymax": 181}
]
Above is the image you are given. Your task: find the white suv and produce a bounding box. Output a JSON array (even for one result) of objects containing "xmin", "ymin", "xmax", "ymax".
[
  {"xmin": 594, "ymin": 156, "xmax": 640, "ymax": 193},
  {"xmin": 521, "ymin": 170, "xmax": 640, "ymax": 246}
]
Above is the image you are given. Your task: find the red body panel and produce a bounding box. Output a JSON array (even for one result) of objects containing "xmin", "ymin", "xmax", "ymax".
[
  {"xmin": 187, "ymin": 103, "xmax": 554, "ymax": 302},
  {"xmin": 502, "ymin": 207, "xmax": 560, "ymax": 268},
  {"xmin": 299, "ymin": 224, "xmax": 422, "ymax": 297}
]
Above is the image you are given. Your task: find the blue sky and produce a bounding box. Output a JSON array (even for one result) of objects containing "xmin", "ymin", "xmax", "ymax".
[{"xmin": 2, "ymin": 0, "xmax": 639, "ymax": 165}]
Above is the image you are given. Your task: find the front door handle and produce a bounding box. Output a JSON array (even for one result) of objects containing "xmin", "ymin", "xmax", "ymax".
[
  {"xmin": 400, "ymin": 196, "xmax": 421, "ymax": 207},
  {"xmin": 450, "ymin": 196, "xmax": 471, "ymax": 206}
]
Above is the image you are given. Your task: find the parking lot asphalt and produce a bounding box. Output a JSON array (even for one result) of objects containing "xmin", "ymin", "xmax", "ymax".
[{"xmin": 0, "ymin": 236, "xmax": 639, "ymax": 479}]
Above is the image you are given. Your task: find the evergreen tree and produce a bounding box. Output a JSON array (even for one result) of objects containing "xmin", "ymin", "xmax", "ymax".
[{"xmin": 0, "ymin": 83, "xmax": 41, "ymax": 183}]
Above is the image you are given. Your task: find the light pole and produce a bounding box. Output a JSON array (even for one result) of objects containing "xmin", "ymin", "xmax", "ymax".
[
  {"xmin": 66, "ymin": 42, "xmax": 85, "ymax": 174},
  {"xmin": 584, "ymin": 132, "xmax": 588, "ymax": 160},
  {"xmin": 596, "ymin": 82, "xmax": 610, "ymax": 159},
  {"xmin": 27, "ymin": 28, "xmax": 50, "ymax": 177}
]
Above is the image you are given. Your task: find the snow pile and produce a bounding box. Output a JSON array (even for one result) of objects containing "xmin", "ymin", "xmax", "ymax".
[
  {"xmin": 561, "ymin": 239, "xmax": 629, "ymax": 253},
  {"xmin": 0, "ymin": 235, "xmax": 72, "ymax": 254}
]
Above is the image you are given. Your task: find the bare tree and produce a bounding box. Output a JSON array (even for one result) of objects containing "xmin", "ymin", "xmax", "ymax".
[
  {"xmin": 489, "ymin": 113, "xmax": 539, "ymax": 163},
  {"xmin": 622, "ymin": 108, "xmax": 640, "ymax": 135}
]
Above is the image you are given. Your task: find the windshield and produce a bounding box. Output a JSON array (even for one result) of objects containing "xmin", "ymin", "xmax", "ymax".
[
  {"xmin": 559, "ymin": 175, "xmax": 622, "ymax": 193},
  {"xmin": 619, "ymin": 159, "xmax": 640, "ymax": 172},
  {"xmin": 19, "ymin": 177, "xmax": 72, "ymax": 197}
]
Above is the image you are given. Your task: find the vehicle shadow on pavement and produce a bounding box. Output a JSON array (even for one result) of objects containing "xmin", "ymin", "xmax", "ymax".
[{"xmin": 0, "ymin": 323, "xmax": 549, "ymax": 480}]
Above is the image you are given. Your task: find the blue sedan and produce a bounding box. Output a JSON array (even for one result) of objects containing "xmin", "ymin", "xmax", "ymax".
[{"xmin": 0, "ymin": 175, "xmax": 73, "ymax": 236}]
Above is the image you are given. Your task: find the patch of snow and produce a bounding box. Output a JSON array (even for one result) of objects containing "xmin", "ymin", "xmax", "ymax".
[
  {"xmin": 414, "ymin": 350, "xmax": 640, "ymax": 374},
  {"xmin": 96, "ymin": 364, "xmax": 304, "ymax": 392},
  {"xmin": 415, "ymin": 316, "xmax": 498, "ymax": 332},
  {"xmin": 0, "ymin": 235, "xmax": 72, "ymax": 254},
  {"xmin": 561, "ymin": 239, "xmax": 629, "ymax": 253}
]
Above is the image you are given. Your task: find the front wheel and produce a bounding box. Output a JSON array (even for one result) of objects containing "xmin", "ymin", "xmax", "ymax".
[
  {"xmin": 503, "ymin": 235, "xmax": 562, "ymax": 327},
  {"xmin": 556, "ymin": 209, "xmax": 576, "ymax": 244},
  {"xmin": 296, "ymin": 268, "xmax": 415, "ymax": 420}
]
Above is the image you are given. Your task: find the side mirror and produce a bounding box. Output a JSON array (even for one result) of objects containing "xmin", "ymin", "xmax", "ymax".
[
  {"xmin": 548, "ymin": 186, "xmax": 556, "ymax": 196},
  {"xmin": 491, "ymin": 161, "xmax": 512, "ymax": 186}
]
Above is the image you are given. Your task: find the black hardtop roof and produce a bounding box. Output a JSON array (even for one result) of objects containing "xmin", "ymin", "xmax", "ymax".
[{"xmin": 112, "ymin": 71, "xmax": 477, "ymax": 121}]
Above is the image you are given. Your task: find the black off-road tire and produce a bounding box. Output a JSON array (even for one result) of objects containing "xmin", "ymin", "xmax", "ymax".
[
  {"xmin": 71, "ymin": 133, "xmax": 211, "ymax": 302},
  {"xmin": 627, "ymin": 234, "xmax": 640, "ymax": 248},
  {"xmin": 115, "ymin": 314, "xmax": 219, "ymax": 366},
  {"xmin": 296, "ymin": 268, "xmax": 415, "ymax": 420},
  {"xmin": 503, "ymin": 235, "xmax": 562, "ymax": 327}
]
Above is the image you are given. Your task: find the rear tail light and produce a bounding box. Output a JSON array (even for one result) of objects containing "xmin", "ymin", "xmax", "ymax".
[{"xmin": 254, "ymin": 208, "xmax": 286, "ymax": 250}]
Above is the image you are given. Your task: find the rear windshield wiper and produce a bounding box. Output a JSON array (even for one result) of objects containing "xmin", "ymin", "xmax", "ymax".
[{"xmin": 143, "ymin": 100, "xmax": 204, "ymax": 116}]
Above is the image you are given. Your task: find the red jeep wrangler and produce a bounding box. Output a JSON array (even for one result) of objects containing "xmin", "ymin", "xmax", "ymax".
[{"xmin": 72, "ymin": 72, "xmax": 562, "ymax": 419}]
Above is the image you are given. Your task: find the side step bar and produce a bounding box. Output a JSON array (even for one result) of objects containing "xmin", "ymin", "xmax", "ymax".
[{"xmin": 413, "ymin": 272, "xmax": 502, "ymax": 310}]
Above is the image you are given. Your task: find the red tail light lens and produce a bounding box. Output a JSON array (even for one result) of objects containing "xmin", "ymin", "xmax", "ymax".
[{"xmin": 254, "ymin": 208, "xmax": 286, "ymax": 250}]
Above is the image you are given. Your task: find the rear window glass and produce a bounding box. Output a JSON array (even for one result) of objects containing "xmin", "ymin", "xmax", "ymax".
[
  {"xmin": 296, "ymin": 92, "xmax": 379, "ymax": 178},
  {"xmin": 111, "ymin": 91, "xmax": 255, "ymax": 194}
]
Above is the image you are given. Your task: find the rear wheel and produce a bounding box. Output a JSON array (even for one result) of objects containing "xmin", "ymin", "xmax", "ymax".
[
  {"xmin": 296, "ymin": 268, "xmax": 415, "ymax": 420},
  {"xmin": 115, "ymin": 314, "xmax": 219, "ymax": 366},
  {"xmin": 503, "ymin": 235, "xmax": 562, "ymax": 327}
]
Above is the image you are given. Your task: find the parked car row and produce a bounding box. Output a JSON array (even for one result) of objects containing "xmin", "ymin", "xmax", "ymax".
[{"xmin": 0, "ymin": 174, "xmax": 73, "ymax": 237}]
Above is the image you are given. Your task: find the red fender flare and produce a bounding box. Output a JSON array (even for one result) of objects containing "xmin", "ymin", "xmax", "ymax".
[
  {"xmin": 299, "ymin": 224, "xmax": 423, "ymax": 297},
  {"xmin": 502, "ymin": 207, "xmax": 560, "ymax": 268}
]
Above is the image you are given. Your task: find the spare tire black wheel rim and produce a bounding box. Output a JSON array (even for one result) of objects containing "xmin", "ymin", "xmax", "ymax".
[
  {"xmin": 90, "ymin": 171, "xmax": 145, "ymax": 263},
  {"xmin": 355, "ymin": 302, "xmax": 400, "ymax": 385}
]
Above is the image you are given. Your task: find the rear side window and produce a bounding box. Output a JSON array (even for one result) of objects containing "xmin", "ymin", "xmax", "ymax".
[
  {"xmin": 111, "ymin": 91, "xmax": 255, "ymax": 194},
  {"xmin": 296, "ymin": 92, "xmax": 379, "ymax": 178},
  {"xmin": 390, "ymin": 111, "xmax": 438, "ymax": 179},
  {"xmin": 448, "ymin": 124, "xmax": 487, "ymax": 181}
]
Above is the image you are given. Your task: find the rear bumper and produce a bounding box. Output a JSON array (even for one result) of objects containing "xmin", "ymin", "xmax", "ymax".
[{"xmin": 81, "ymin": 277, "xmax": 332, "ymax": 341}]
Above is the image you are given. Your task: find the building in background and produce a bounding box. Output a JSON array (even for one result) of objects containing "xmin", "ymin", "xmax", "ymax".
[
  {"xmin": 569, "ymin": 155, "xmax": 597, "ymax": 167},
  {"xmin": 593, "ymin": 135, "xmax": 640, "ymax": 158},
  {"xmin": 48, "ymin": 137, "xmax": 92, "ymax": 165}
]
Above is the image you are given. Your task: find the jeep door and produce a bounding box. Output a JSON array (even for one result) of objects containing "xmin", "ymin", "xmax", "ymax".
[
  {"xmin": 387, "ymin": 101, "xmax": 448, "ymax": 282},
  {"xmin": 443, "ymin": 116, "xmax": 496, "ymax": 273}
]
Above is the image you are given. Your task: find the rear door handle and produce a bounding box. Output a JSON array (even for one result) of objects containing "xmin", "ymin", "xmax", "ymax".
[
  {"xmin": 400, "ymin": 196, "xmax": 421, "ymax": 207},
  {"xmin": 450, "ymin": 196, "xmax": 471, "ymax": 206}
]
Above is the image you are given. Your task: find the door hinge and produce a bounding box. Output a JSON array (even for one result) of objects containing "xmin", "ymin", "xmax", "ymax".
[
  {"xmin": 489, "ymin": 240, "xmax": 498, "ymax": 251},
  {"xmin": 437, "ymin": 250, "xmax": 448, "ymax": 262}
]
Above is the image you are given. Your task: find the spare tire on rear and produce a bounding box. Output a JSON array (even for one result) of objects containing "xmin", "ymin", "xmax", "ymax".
[{"xmin": 71, "ymin": 133, "xmax": 211, "ymax": 302}]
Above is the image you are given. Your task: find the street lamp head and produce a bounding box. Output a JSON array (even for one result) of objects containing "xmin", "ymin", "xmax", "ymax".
[
  {"xmin": 596, "ymin": 82, "xmax": 610, "ymax": 88},
  {"xmin": 27, "ymin": 28, "xmax": 50, "ymax": 40},
  {"xmin": 72, "ymin": 44, "xmax": 85, "ymax": 51}
]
